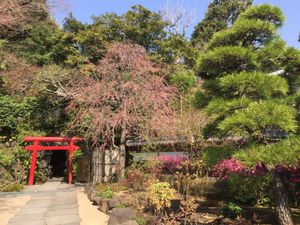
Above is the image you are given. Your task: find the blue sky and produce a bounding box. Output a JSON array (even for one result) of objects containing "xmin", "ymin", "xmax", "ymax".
[{"xmin": 53, "ymin": 0, "xmax": 300, "ymax": 49}]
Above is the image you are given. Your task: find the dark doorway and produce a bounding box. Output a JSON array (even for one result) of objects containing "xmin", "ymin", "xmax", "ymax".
[{"xmin": 50, "ymin": 151, "xmax": 67, "ymax": 177}]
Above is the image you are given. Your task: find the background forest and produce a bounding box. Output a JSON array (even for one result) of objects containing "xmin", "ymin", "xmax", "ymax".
[{"xmin": 0, "ymin": 1, "xmax": 300, "ymax": 225}]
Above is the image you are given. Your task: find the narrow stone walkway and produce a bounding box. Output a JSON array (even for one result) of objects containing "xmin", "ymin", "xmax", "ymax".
[{"xmin": 8, "ymin": 180, "xmax": 80, "ymax": 225}]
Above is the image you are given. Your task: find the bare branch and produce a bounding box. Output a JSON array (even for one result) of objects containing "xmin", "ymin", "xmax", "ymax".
[
  {"xmin": 46, "ymin": 0, "xmax": 71, "ymax": 16},
  {"xmin": 160, "ymin": 0, "xmax": 196, "ymax": 36}
]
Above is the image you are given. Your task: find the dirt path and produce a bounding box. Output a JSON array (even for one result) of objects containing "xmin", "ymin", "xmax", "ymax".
[
  {"xmin": 77, "ymin": 187, "xmax": 109, "ymax": 225},
  {"xmin": 0, "ymin": 195, "xmax": 30, "ymax": 225}
]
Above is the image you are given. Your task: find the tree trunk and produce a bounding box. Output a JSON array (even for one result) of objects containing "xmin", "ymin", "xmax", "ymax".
[
  {"xmin": 119, "ymin": 130, "xmax": 126, "ymax": 179},
  {"xmin": 270, "ymin": 168, "xmax": 294, "ymax": 225}
]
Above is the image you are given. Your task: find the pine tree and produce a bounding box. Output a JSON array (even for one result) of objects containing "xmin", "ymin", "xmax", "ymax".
[
  {"xmin": 191, "ymin": 0, "xmax": 252, "ymax": 51},
  {"xmin": 197, "ymin": 4, "xmax": 300, "ymax": 225}
]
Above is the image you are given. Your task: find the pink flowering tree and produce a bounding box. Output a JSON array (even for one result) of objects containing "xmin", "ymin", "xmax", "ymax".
[{"xmin": 68, "ymin": 42, "xmax": 177, "ymax": 181}]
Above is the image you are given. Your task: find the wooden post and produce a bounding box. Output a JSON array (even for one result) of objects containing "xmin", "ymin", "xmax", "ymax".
[
  {"xmin": 28, "ymin": 140, "xmax": 38, "ymax": 185},
  {"xmin": 68, "ymin": 139, "xmax": 74, "ymax": 184}
]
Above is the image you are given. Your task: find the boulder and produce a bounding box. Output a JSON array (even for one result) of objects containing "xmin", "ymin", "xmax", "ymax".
[
  {"xmin": 108, "ymin": 198, "xmax": 121, "ymax": 209},
  {"xmin": 192, "ymin": 213, "xmax": 221, "ymax": 225},
  {"xmin": 92, "ymin": 196, "xmax": 102, "ymax": 205},
  {"xmin": 108, "ymin": 208, "xmax": 136, "ymax": 225},
  {"xmin": 98, "ymin": 199, "xmax": 109, "ymax": 213}
]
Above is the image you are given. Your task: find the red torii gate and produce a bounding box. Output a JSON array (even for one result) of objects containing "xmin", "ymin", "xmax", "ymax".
[{"xmin": 24, "ymin": 137, "xmax": 83, "ymax": 185}]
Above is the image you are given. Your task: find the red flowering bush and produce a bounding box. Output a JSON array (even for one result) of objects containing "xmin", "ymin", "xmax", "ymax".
[
  {"xmin": 213, "ymin": 158, "xmax": 266, "ymax": 179},
  {"xmin": 125, "ymin": 167, "xmax": 146, "ymax": 191},
  {"xmin": 276, "ymin": 165, "xmax": 300, "ymax": 198},
  {"xmin": 213, "ymin": 158, "xmax": 244, "ymax": 179},
  {"xmin": 213, "ymin": 158, "xmax": 299, "ymax": 205},
  {"xmin": 146, "ymin": 158, "xmax": 163, "ymax": 178},
  {"xmin": 158, "ymin": 155, "xmax": 188, "ymax": 173},
  {"xmin": 276, "ymin": 165, "xmax": 300, "ymax": 183}
]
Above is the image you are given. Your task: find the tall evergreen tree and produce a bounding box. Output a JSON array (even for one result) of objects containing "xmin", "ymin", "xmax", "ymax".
[
  {"xmin": 191, "ymin": 0, "xmax": 252, "ymax": 51},
  {"xmin": 197, "ymin": 4, "xmax": 300, "ymax": 225}
]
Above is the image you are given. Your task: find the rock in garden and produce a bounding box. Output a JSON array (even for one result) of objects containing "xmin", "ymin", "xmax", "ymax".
[
  {"xmin": 108, "ymin": 199, "xmax": 121, "ymax": 209},
  {"xmin": 98, "ymin": 199, "xmax": 109, "ymax": 213},
  {"xmin": 108, "ymin": 208, "xmax": 136, "ymax": 225},
  {"xmin": 92, "ymin": 196, "xmax": 102, "ymax": 205},
  {"xmin": 193, "ymin": 213, "xmax": 221, "ymax": 225}
]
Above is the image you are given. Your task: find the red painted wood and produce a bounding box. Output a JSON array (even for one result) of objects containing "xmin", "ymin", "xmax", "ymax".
[
  {"xmin": 24, "ymin": 136, "xmax": 83, "ymax": 185},
  {"xmin": 24, "ymin": 137, "xmax": 82, "ymax": 142},
  {"xmin": 28, "ymin": 140, "xmax": 39, "ymax": 185},
  {"xmin": 68, "ymin": 139, "xmax": 75, "ymax": 184},
  {"xmin": 25, "ymin": 145, "xmax": 80, "ymax": 151}
]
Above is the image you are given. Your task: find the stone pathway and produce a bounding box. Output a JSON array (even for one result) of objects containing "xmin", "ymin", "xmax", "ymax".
[{"xmin": 7, "ymin": 180, "xmax": 80, "ymax": 225}]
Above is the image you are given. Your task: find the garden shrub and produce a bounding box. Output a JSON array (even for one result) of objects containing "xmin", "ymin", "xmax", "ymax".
[
  {"xmin": 157, "ymin": 155, "xmax": 188, "ymax": 173},
  {"xmin": 213, "ymin": 158, "xmax": 272, "ymax": 205},
  {"xmin": 96, "ymin": 183, "xmax": 128, "ymax": 193},
  {"xmin": 147, "ymin": 182, "xmax": 175, "ymax": 215},
  {"xmin": 101, "ymin": 188, "xmax": 114, "ymax": 199},
  {"xmin": 169, "ymin": 69, "xmax": 197, "ymax": 94},
  {"xmin": 202, "ymin": 145, "xmax": 235, "ymax": 169},
  {"xmin": 213, "ymin": 158, "xmax": 244, "ymax": 179},
  {"xmin": 71, "ymin": 149, "xmax": 83, "ymax": 180},
  {"xmin": 220, "ymin": 202, "xmax": 243, "ymax": 219},
  {"xmin": 0, "ymin": 136, "xmax": 50, "ymax": 186},
  {"xmin": 0, "ymin": 183, "xmax": 24, "ymax": 192},
  {"xmin": 228, "ymin": 174, "xmax": 272, "ymax": 206},
  {"xmin": 146, "ymin": 158, "xmax": 163, "ymax": 178},
  {"xmin": 189, "ymin": 177, "xmax": 217, "ymax": 197},
  {"xmin": 125, "ymin": 167, "xmax": 147, "ymax": 191}
]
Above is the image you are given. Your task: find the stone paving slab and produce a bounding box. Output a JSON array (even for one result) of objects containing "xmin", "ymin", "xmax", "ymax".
[
  {"xmin": 7, "ymin": 180, "xmax": 80, "ymax": 225},
  {"xmin": 16, "ymin": 207, "xmax": 48, "ymax": 215},
  {"xmin": 9, "ymin": 213, "xmax": 45, "ymax": 223},
  {"xmin": 8, "ymin": 220, "xmax": 46, "ymax": 225},
  {"xmin": 46, "ymin": 208, "xmax": 79, "ymax": 216},
  {"xmin": 46, "ymin": 215, "xmax": 81, "ymax": 225}
]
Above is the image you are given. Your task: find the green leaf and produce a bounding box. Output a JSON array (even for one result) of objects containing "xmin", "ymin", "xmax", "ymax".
[
  {"xmin": 196, "ymin": 46, "xmax": 256, "ymax": 78},
  {"xmin": 219, "ymin": 71, "xmax": 288, "ymax": 99},
  {"xmin": 235, "ymin": 137, "xmax": 300, "ymax": 167},
  {"xmin": 218, "ymin": 100, "xmax": 297, "ymax": 138}
]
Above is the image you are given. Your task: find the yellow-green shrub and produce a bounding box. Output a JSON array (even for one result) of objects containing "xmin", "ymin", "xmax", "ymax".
[{"xmin": 146, "ymin": 182, "xmax": 175, "ymax": 214}]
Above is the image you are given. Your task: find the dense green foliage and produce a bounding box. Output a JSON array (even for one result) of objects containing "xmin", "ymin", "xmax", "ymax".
[
  {"xmin": 219, "ymin": 72, "xmax": 288, "ymax": 99},
  {"xmin": 191, "ymin": 0, "xmax": 252, "ymax": 50},
  {"xmin": 196, "ymin": 46, "xmax": 256, "ymax": 78},
  {"xmin": 201, "ymin": 145, "xmax": 235, "ymax": 169},
  {"xmin": 218, "ymin": 101, "xmax": 297, "ymax": 138},
  {"xmin": 169, "ymin": 69, "xmax": 197, "ymax": 94},
  {"xmin": 198, "ymin": 4, "xmax": 300, "ymax": 223},
  {"xmin": 235, "ymin": 137, "xmax": 300, "ymax": 167}
]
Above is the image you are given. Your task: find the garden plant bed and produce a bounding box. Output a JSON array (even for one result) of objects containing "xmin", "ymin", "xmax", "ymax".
[{"xmin": 84, "ymin": 169, "xmax": 300, "ymax": 225}]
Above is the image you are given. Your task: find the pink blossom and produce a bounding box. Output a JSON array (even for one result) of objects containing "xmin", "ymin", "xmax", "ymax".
[{"xmin": 213, "ymin": 158, "xmax": 244, "ymax": 179}]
